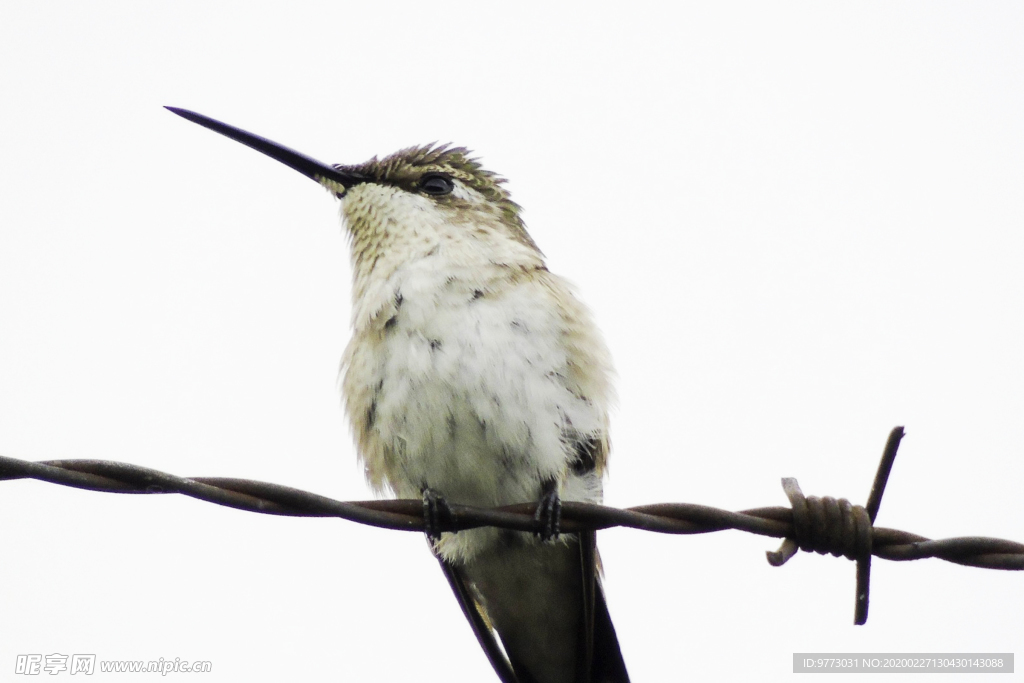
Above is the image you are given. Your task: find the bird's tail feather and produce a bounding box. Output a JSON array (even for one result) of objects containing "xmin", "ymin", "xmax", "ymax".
[{"xmin": 439, "ymin": 531, "xmax": 629, "ymax": 683}]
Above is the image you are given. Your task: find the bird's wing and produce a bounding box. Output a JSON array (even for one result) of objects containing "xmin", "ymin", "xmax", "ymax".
[
  {"xmin": 579, "ymin": 531, "xmax": 631, "ymax": 683},
  {"xmin": 435, "ymin": 552, "xmax": 519, "ymax": 683},
  {"xmin": 577, "ymin": 529, "xmax": 598, "ymax": 683}
]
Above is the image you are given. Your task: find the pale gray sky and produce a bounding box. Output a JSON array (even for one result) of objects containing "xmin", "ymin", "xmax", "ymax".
[{"xmin": 1, "ymin": 2, "xmax": 1021, "ymax": 681}]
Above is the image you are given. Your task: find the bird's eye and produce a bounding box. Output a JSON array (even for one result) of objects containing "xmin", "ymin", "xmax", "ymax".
[{"xmin": 419, "ymin": 173, "xmax": 454, "ymax": 196}]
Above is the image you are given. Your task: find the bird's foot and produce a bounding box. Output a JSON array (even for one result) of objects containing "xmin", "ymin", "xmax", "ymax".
[
  {"xmin": 422, "ymin": 487, "xmax": 454, "ymax": 545},
  {"xmin": 534, "ymin": 480, "xmax": 561, "ymax": 542}
]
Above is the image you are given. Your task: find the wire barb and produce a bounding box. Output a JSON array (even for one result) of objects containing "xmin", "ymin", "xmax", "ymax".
[
  {"xmin": 765, "ymin": 426, "xmax": 905, "ymax": 624},
  {"xmin": 1, "ymin": 426, "xmax": 1022, "ymax": 627}
]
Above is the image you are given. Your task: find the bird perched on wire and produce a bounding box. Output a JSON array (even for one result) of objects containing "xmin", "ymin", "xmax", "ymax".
[{"xmin": 166, "ymin": 106, "xmax": 629, "ymax": 683}]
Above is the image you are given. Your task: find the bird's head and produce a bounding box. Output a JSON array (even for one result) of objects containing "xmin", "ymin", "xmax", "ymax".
[{"xmin": 165, "ymin": 108, "xmax": 541, "ymax": 272}]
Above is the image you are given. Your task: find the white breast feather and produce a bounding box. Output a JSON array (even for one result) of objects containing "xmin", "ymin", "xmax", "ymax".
[{"xmin": 339, "ymin": 182, "xmax": 612, "ymax": 562}]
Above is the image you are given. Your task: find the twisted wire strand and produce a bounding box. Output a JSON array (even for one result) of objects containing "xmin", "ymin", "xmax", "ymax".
[{"xmin": 1, "ymin": 427, "xmax": 1022, "ymax": 625}]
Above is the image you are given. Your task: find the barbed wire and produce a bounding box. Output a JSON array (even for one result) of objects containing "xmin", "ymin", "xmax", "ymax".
[{"xmin": 1, "ymin": 426, "xmax": 1021, "ymax": 626}]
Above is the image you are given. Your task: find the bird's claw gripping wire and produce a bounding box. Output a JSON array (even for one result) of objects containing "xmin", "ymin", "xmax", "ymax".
[
  {"xmin": 534, "ymin": 480, "xmax": 562, "ymax": 542},
  {"xmin": 422, "ymin": 487, "xmax": 454, "ymax": 544}
]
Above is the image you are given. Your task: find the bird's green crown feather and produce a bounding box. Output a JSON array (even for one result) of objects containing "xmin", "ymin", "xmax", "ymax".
[{"xmin": 336, "ymin": 144, "xmax": 526, "ymax": 229}]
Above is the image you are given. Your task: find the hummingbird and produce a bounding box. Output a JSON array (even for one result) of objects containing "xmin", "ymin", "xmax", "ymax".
[{"xmin": 166, "ymin": 107, "xmax": 629, "ymax": 683}]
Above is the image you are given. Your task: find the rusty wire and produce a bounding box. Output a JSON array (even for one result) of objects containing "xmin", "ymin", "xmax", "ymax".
[{"xmin": 1, "ymin": 426, "xmax": 1021, "ymax": 625}]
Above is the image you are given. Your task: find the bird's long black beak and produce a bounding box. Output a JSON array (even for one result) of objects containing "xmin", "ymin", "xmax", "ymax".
[{"xmin": 165, "ymin": 106, "xmax": 366, "ymax": 194}]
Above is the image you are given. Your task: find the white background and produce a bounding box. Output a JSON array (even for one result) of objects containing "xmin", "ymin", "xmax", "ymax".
[{"xmin": 1, "ymin": 2, "xmax": 1021, "ymax": 681}]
